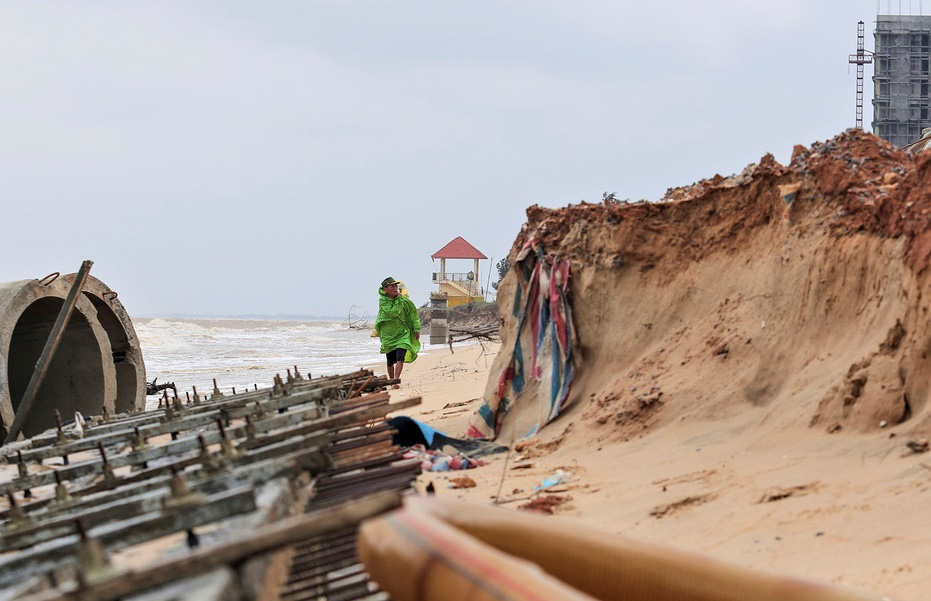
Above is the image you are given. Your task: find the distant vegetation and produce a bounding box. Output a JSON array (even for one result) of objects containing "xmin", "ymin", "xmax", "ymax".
[{"xmin": 492, "ymin": 257, "xmax": 509, "ymax": 291}]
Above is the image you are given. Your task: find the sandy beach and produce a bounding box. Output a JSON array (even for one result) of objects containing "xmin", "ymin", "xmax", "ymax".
[
  {"xmin": 381, "ymin": 340, "xmax": 929, "ymax": 601},
  {"xmin": 366, "ymin": 341, "xmax": 498, "ymax": 433}
]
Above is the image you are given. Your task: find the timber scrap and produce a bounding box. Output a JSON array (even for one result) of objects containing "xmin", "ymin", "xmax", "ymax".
[{"xmin": 0, "ymin": 367, "xmax": 421, "ymax": 601}]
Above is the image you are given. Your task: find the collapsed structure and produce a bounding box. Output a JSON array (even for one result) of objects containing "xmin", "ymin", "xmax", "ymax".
[
  {"xmin": 0, "ymin": 368, "xmax": 418, "ymax": 600},
  {"xmin": 477, "ymin": 129, "xmax": 931, "ymax": 440}
]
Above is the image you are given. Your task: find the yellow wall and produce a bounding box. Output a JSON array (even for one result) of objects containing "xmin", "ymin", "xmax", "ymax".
[{"xmin": 439, "ymin": 282, "xmax": 482, "ymax": 308}]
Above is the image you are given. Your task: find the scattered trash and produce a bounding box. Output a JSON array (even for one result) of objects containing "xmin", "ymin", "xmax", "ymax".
[
  {"xmin": 906, "ymin": 439, "xmax": 929, "ymax": 454},
  {"xmin": 404, "ymin": 444, "xmax": 487, "ymax": 472},
  {"xmin": 519, "ymin": 494, "xmax": 572, "ymax": 515},
  {"xmin": 449, "ymin": 476, "xmax": 477, "ymax": 489},
  {"xmin": 534, "ymin": 469, "xmax": 570, "ymax": 492}
]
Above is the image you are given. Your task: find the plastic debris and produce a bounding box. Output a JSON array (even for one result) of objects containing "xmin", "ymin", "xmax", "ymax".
[
  {"xmin": 403, "ymin": 444, "xmax": 487, "ymax": 472},
  {"xmin": 534, "ymin": 469, "xmax": 570, "ymax": 492}
]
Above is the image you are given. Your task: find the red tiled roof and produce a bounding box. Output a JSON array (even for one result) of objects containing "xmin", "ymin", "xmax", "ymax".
[{"xmin": 431, "ymin": 236, "xmax": 487, "ymax": 259}]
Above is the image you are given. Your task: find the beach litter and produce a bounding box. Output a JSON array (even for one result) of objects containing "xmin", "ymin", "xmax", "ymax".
[
  {"xmin": 402, "ymin": 444, "xmax": 487, "ymax": 472},
  {"xmin": 906, "ymin": 439, "xmax": 929, "ymax": 454},
  {"xmin": 534, "ymin": 469, "xmax": 570, "ymax": 492},
  {"xmin": 519, "ymin": 494, "xmax": 572, "ymax": 514},
  {"xmin": 449, "ymin": 476, "xmax": 477, "ymax": 489}
]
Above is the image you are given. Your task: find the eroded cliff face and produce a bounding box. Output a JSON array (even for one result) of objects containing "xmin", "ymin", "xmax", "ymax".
[{"xmin": 487, "ymin": 129, "xmax": 931, "ymax": 439}]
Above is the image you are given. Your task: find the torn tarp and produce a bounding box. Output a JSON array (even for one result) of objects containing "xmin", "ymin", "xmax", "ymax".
[{"xmin": 468, "ymin": 231, "xmax": 577, "ymax": 440}]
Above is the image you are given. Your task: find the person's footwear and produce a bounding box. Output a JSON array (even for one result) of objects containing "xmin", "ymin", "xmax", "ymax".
[{"xmin": 391, "ymin": 384, "xmax": 400, "ymax": 389}]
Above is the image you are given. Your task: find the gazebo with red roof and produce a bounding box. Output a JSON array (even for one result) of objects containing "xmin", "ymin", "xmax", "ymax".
[{"xmin": 431, "ymin": 236, "xmax": 487, "ymax": 307}]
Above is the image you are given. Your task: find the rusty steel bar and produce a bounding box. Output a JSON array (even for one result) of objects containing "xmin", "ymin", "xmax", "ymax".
[
  {"xmin": 0, "ymin": 394, "xmax": 405, "ymax": 522},
  {"xmin": 0, "ymin": 446, "xmax": 325, "ymax": 538},
  {"xmin": 0, "ymin": 486, "xmax": 256, "ymax": 588},
  {"xmin": 11, "ymin": 380, "xmax": 344, "ymax": 460},
  {"xmin": 0, "ymin": 368, "xmax": 422, "ymax": 601},
  {"xmin": 16, "ymin": 491, "xmax": 402, "ymax": 601},
  {"xmin": 16, "ymin": 368, "xmax": 365, "ymax": 451}
]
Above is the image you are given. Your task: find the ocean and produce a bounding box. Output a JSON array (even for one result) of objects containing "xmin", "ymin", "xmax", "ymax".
[{"xmin": 134, "ymin": 317, "xmax": 392, "ymax": 402}]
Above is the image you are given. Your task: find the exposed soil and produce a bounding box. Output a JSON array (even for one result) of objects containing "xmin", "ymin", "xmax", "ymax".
[{"xmin": 488, "ymin": 129, "xmax": 931, "ymax": 439}]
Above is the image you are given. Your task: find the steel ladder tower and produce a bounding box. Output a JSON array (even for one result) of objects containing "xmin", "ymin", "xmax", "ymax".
[{"xmin": 849, "ymin": 20, "xmax": 873, "ymax": 130}]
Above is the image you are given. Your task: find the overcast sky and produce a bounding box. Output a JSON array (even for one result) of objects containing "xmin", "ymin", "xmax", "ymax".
[{"xmin": 0, "ymin": 1, "xmax": 895, "ymax": 317}]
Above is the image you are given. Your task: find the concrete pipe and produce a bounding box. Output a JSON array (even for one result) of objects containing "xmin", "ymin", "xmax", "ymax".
[
  {"xmin": 65, "ymin": 273, "xmax": 146, "ymax": 415},
  {"xmin": 0, "ymin": 275, "xmax": 146, "ymax": 439}
]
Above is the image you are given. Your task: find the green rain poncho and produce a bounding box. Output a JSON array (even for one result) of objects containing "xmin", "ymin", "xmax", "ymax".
[{"xmin": 375, "ymin": 288, "xmax": 422, "ymax": 362}]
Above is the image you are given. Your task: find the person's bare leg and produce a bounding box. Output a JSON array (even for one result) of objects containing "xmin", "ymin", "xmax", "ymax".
[
  {"xmin": 390, "ymin": 357, "xmax": 403, "ymax": 388},
  {"xmin": 387, "ymin": 363, "xmax": 395, "ymax": 379}
]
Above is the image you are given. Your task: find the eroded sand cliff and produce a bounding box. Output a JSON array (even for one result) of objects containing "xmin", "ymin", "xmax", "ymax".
[{"xmin": 490, "ymin": 129, "xmax": 931, "ymax": 439}]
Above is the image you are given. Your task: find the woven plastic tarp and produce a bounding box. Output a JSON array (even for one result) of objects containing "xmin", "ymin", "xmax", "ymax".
[{"xmin": 468, "ymin": 234, "xmax": 576, "ymax": 440}]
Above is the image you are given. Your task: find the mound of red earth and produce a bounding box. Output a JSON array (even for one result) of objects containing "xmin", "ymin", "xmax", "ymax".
[{"xmin": 489, "ymin": 129, "xmax": 931, "ymax": 438}]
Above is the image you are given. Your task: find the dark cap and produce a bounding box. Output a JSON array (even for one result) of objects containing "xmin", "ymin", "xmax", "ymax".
[{"xmin": 381, "ymin": 277, "xmax": 400, "ymax": 288}]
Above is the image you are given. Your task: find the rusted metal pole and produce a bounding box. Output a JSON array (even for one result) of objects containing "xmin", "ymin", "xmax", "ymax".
[{"xmin": 4, "ymin": 260, "xmax": 93, "ymax": 444}]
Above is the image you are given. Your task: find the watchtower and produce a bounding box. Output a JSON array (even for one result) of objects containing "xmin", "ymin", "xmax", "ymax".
[{"xmin": 430, "ymin": 236, "xmax": 487, "ymax": 307}]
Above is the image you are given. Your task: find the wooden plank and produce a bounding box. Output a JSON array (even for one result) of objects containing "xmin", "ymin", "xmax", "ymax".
[{"xmin": 3, "ymin": 439, "xmax": 329, "ymax": 520}]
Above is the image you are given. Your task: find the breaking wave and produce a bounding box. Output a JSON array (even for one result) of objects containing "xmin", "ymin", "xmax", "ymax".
[{"xmin": 135, "ymin": 318, "xmax": 386, "ymax": 402}]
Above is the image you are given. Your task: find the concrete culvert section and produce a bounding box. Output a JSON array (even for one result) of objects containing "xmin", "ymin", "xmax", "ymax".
[
  {"xmin": 7, "ymin": 297, "xmax": 109, "ymax": 437},
  {"xmin": 69, "ymin": 274, "xmax": 146, "ymax": 415},
  {"xmin": 0, "ymin": 275, "xmax": 144, "ymax": 439}
]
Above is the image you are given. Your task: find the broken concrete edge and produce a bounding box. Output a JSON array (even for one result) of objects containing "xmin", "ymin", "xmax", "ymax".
[
  {"xmin": 124, "ymin": 568, "xmax": 239, "ymax": 601},
  {"xmin": 0, "ymin": 575, "xmax": 44, "ymax": 601},
  {"xmin": 65, "ymin": 274, "xmax": 146, "ymax": 415},
  {"xmin": 122, "ymin": 473, "xmax": 314, "ymax": 601},
  {"xmin": 238, "ymin": 473, "xmax": 316, "ymax": 600}
]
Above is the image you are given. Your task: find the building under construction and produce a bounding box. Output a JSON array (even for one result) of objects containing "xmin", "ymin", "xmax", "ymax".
[{"xmin": 873, "ymin": 14, "xmax": 931, "ymax": 146}]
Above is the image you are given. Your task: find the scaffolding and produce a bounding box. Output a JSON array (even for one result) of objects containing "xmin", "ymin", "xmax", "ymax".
[
  {"xmin": 850, "ymin": 21, "xmax": 873, "ymax": 130},
  {"xmin": 873, "ymin": 14, "xmax": 931, "ymax": 146}
]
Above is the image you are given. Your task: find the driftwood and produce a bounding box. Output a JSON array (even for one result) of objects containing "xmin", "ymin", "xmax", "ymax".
[
  {"xmin": 145, "ymin": 378, "xmax": 176, "ymax": 396},
  {"xmin": 447, "ymin": 324, "xmax": 500, "ymax": 350},
  {"xmin": 345, "ymin": 305, "xmax": 371, "ymax": 331}
]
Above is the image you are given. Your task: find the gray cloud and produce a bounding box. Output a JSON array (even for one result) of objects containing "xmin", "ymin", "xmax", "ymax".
[{"xmin": 0, "ymin": 1, "xmax": 880, "ymax": 316}]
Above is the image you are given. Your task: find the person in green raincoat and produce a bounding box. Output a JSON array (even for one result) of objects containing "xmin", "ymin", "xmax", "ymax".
[{"xmin": 375, "ymin": 277, "xmax": 421, "ymax": 386}]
